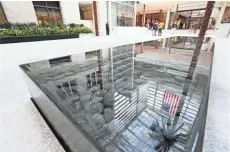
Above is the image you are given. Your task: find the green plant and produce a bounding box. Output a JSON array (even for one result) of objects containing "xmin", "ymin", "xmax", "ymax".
[
  {"xmin": 0, "ymin": 25, "xmax": 92, "ymax": 37},
  {"xmin": 0, "ymin": 22, "xmax": 12, "ymax": 29}
]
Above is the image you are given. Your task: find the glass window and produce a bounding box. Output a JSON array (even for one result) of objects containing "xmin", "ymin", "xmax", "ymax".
[
  {"xmin": 111, "ymin": 1, "xmax": 135, "ymax": 27},
  {"xmin": 34, "ymin": 7, "xmax": 50, "ymax": 24},
  {"xmin": 0, "ymin": 3, "xmax": 7, "ymax": 23},
  {"xmin": 125, "ymin": 17, "xmax": 133, "ymax": 26},
  {"xmin": 127, "ymin": 7, "xmax": 133, "ymax": 18},
  {"xmin": 111, "ymin": 15, "xmax": 118, "ymax": 27},
  {"xmin": 47, "ymin": 1, "xmax": 60, "ymax": 7},
  {"xmin": 128, "ymin": 1, "xmax": 134, "ymax": 6},
  {"xmin": 118, "ymin": 4, "xmax": 128, "ymax": 17},
  {"xmin": 79, "ymin": 2, "xmax": 93, "ymax": 20},
  {"xmin": 111, "ymin": 2, "xmax": 117, "ymax": 15},
  {"xmin": 33, "ymin": 1, "xmax": 63, "ymax": 24},
  {"xmin": 49, "ymin": 8, "xmax": 63, "ymax": 24},
  {"xmin": 118, "ymin": 16, "xmax": 125, "ymax": 26}
]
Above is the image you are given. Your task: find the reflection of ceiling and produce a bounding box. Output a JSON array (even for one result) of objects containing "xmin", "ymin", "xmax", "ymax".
[
  {"xmin": 136, "ymin": 1, "xmax": 186, "ymax": 14},
  {"xmin": 79, "ymin": 1, "xmax": 92, "ymax": 8}
]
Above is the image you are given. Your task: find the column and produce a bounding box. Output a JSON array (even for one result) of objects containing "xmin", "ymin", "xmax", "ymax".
[
  {"xmin": 142, "ymin": 4, "xmax": 146, "ymax": 26},
  {"xmin": 159, "ymin": 10, "xmax": 163, "ymax": 22},
  {"xmin": 165, "ymin": 8, "xmax": 171, "ymax": 29},
  {"xmin": 215, "ymin": 2, "xmax": 227, "ymax": 30},
  {"xmin": 133, "ymin": 2, "xmax": 137, "ymax": 26},
  {"xmin": 1, "ymin": 1, "xmax": 38, "ymax": 23},
  {"xmin": 97, "ymin": 1, "xmax": 108, "ymax": 36},
  {"xmin": 207, "ymin": 2, "xmax": 227, "ymax": 52},
  {"xmin": 93, "ymin": 1, "xmax": 99, "ymax": 36}
]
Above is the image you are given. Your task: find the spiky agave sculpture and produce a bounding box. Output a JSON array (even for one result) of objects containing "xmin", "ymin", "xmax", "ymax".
[{"xmin": 149, "ymin": 117, "xmax": 190, "ymax": 151}]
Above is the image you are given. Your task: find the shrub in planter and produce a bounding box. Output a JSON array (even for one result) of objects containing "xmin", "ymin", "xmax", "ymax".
[
  {"xmin": 0, "ymin": 22, "xmax": 12, "ymax": 29},
  {"xmin": 0, "ymin": 22, "xmax": 37, "ymax": 29},
  {"xmin": 0, "ymin": 26, "xmax": 92, "ymax": 37},
  {"xmin": 68, "ymin": 23, "xmax": 84, "ymax": 28}
]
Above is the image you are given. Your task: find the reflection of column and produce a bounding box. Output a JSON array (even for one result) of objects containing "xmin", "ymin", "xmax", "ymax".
[
  {"xmin": 215, "ymin": 2, "xmax": 227, "ymax": 30},
  {"xmin": 97, "ymin": 50, "xmax": 103, "ymax": 89},
  {"xmin": 175, "ymin": 4, "xmax": 179, "ymax": 20},
  {"xmin": 142, "ymin": 4, "xmax": 146, "ymax": 26},
  {"xmin": 165, "ymin": 9, "xmax": 171, "ymax": 29},
  {"xmin": 141, "ymin": 42, "xmax": 143, "ymax": 53},
  {"xmin": 162, "ymin": 38, "xmax": 166, "ymax": 49}
]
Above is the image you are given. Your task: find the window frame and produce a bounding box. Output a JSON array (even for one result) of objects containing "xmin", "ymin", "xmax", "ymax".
[
  {"xmin": 33, "ymin": 1, "xmax": 63, "ymax": 24},
  {"xmin": 111, "ymin": 1, "xmax": 135, "ymax": 27}
]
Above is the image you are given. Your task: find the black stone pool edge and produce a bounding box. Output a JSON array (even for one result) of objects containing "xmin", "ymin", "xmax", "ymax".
[
  {"xmin": 20, "ymin": 65, "xmax": 101, "ymax": 152},
  {"xmin": 31, "ymin": 98, "xmax": 71, "ymax": 152}
]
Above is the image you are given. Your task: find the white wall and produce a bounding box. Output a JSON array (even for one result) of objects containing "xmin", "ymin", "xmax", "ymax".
[
  {"xmin": 1, "ymin": 1, "xmax": 38, "ymax": 23},
  {"xmin": 216, "ymin": 23, "xmax": 230, "ymax": 38},
  {"xmin": 60, "ymin": 1, "xmax": 81, "ymax": 24},
  {"xmin": 80, "ymin": 20, "xmax": 94, "ymax": 32},
  {"xmin": 203, "ymin": 38, "xmax": 230, "ymax": 152},
  {"xmin": 97, "ymin": 1, "xmax": 108, "ymax": 36}
]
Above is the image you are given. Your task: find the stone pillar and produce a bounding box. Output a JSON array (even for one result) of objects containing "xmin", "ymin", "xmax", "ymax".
[
  {"xmin": 207, "ymin": 2, "xmax": 227, "ymax": 52},
  {"xmin": 93, "ymin": 1, "xmax": 99, "ymax": 36},
  {"xmin": 96, "ymin": 1, "xmax": 107, "ymax": 36},
  {"xmin": 165, "ymin": 9, "xmax": 171, "ymax": 29},
  {"xmin": 159, "ymin": 10, "xmax": 163, "ymax": 22},
  {"xmin": 215, "ymin": 2, "xmax": 227, "ymax": 30},
  {"xmin": 142, "ymin": 4, "xmax": 146, "ymax": 26}
]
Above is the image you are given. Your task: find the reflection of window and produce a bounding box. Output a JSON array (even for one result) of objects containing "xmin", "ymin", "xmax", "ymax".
[
  {"xmin": 85, "ymin": 50, "xmax": 98, "ymax": 59},
  {"xmin": 49, "ymin": 56, "xmax": 71, "ymax": 67},
  {"xmin": 86, "ymin": 71, "xmax": 100, "ymax": 89},
  {"xmin": 56, "ymin": 80, "xmax": 78, "ymax": 100},
  {"xmin": 111, "ymin": 1, "xmax": 135, "ymax": 27},
  {"xmin": 79, "ymin": 2, "xmax": 93, "ymax": 20},
  {"xmin": 33, "ymin": 1, "xmax": 63, "ymax": 24},
  {"xmin": 0, "ymin": 2, "xmax": 7, "ymax": 23}
]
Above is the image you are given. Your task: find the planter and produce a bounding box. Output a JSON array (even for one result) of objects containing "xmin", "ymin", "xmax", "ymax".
[
  {"xmin": 0, "ymin": 34, "xmax": 79, "ymax": 44},
  {"xmin": 79, "ymin": 33, "xmax": 95, "ymax": 38}
]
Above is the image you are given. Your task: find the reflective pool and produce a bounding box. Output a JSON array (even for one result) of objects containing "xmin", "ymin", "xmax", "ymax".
[{"xmin": 21, "ymin": 42, "xmax": 213, "ymax": 152}]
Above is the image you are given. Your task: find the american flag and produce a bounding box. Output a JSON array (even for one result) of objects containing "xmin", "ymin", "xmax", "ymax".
[{"xmin": 162, "ymin": 90, "xmax": 181, "ymax": 116}]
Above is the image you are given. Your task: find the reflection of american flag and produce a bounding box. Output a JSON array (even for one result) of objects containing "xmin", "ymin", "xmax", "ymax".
[{"xmin": 162, "ymin": 91, "xmax": 181, "ymax": 116}]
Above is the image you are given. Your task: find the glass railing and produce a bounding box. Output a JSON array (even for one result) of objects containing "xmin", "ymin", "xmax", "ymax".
[{"xmin": 20, "ymin": 39, "xmax": 213, "ymax": 152}]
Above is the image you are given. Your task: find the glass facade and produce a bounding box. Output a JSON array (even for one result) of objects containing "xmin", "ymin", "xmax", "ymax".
[
  {"xmin": 111, "ymin": 1, "xmax": 135, "ymax": 27},
  {"xmin": 0, "ymin": 2, "xmax": 7, "ymax": 23},
  {"xmin": 33, "ymin": 1, "xmax": 63, "ymax": 24}
]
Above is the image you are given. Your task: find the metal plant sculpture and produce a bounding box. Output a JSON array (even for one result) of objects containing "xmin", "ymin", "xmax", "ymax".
[{"xmin": 149, "ymin": 117, "xmax": 190, "ymax": 152}]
